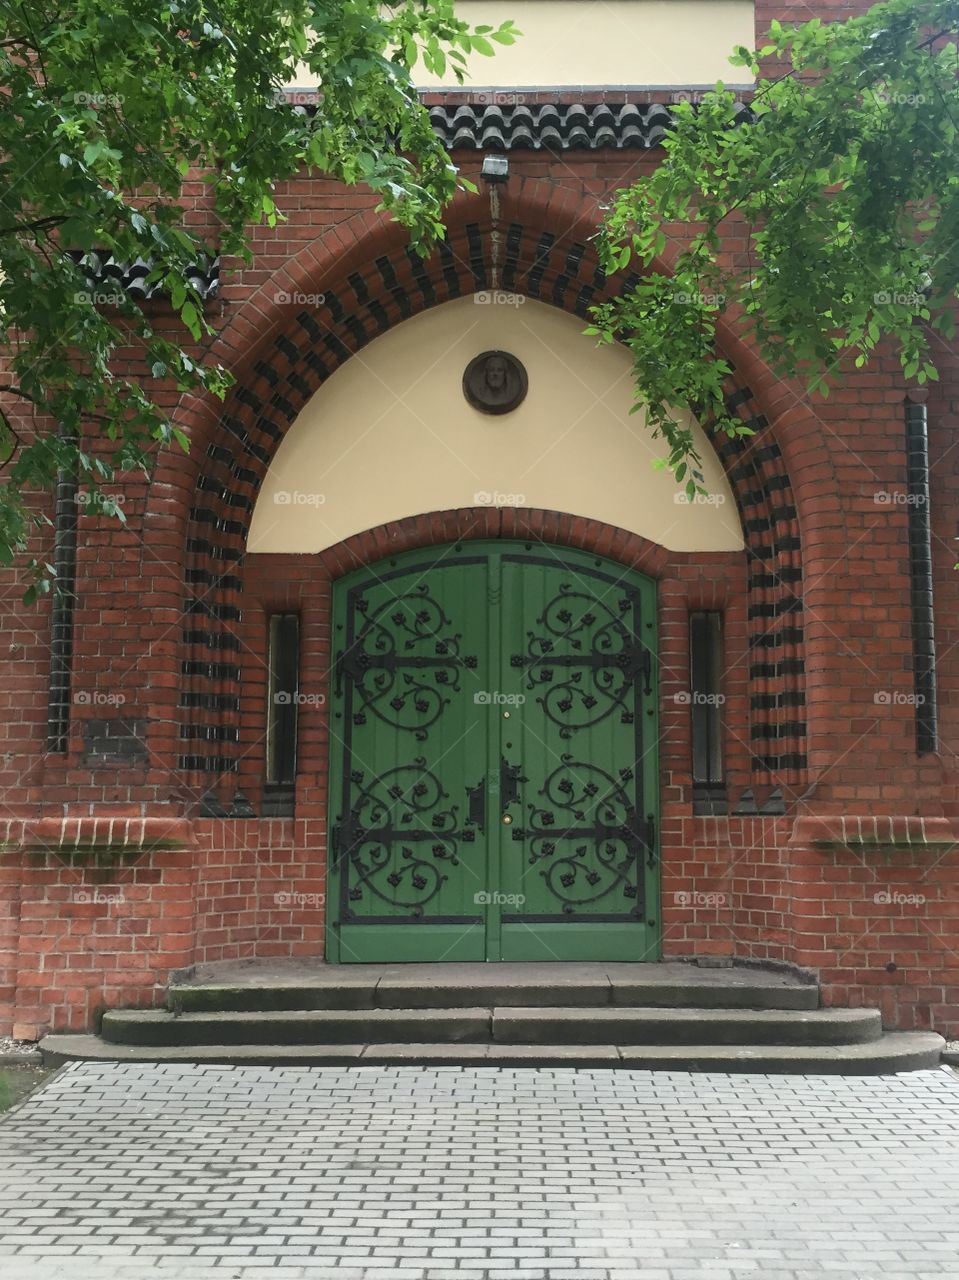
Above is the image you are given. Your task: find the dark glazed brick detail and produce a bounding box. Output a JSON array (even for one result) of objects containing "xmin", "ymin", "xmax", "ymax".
[{"xmin": 83, "ymin": 719, "xmax": 147, "ymax": 765}]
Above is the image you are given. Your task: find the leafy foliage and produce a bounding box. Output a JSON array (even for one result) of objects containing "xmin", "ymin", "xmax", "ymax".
[
  {"xmin": 589, "ymin": 0, "xmax": 957, "ymax": 495},
  {"xmin": 0, "ymin": 0, "xmax": 518, "ymax": 581}
]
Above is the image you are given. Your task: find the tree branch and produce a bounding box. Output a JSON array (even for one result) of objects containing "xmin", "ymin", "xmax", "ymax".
[
  {"xmin": 915, "ymin": 28, "xmax": 955, "ymax": 52},
  {"xmin": 0, "ymin": 214, "xmax": 67, "ymax": 237},
  {"xmin": 0, "ymin": 407, "xmax": 23, "ymax": 474},
  {"xmin": 0, "ymin": 383, "xmax": 37, "ymax": 403}
]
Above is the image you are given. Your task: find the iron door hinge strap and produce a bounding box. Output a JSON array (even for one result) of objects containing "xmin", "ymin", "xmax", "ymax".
[
  {"xmin": 508, "ymin": 812, "xmax": 656, "ymax": 865},
  {"xmin": 510, "ymin": 639, "xmax": 652, "ymax": 696}
]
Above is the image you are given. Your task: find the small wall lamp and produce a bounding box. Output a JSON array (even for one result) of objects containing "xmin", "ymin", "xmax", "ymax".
[{"xmin": 481, "ymin": 154, "xmax": 509, "ymax": 185}]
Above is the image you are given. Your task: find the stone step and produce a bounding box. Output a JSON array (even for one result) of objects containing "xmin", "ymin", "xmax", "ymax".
[
  {"xmin": 100, "ymin": 1005, "xmax": 880, "ymax": 1048},
  {"xmin": 169, "ymin": 961, "xmax": 820, "ymax": 1013},
  {"xmin": 39, "ymin": 1031, "xmax": 945, "ymax": 1074},
  {"xmin": 492, "ymin": 1007, "xmax": 882, "ymax": 1047},
  {"xmin": 104, "ymin": 1007, "xmax": 491, "ymax": 1047}
]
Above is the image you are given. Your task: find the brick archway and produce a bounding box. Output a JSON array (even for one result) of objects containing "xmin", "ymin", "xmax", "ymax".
[{"xmin": 161, "ymin": 192, "xmax": 806, "ymax": 804}]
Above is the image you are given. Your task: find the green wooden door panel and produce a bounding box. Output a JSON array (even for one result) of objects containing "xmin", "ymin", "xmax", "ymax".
[
  {"xmin": 496, "ymin": 551, "xmax": 659, "ymax": 961},
  {"xmin": 327, "ymin": 552, "xmax": 492, "ymax": 963},
  {"xmin": 326, "ymin": 542, "xmax": 659, "ymax": 963}
]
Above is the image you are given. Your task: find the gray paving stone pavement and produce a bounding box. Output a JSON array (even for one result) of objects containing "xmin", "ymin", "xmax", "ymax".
[{"xmin": 1, "ymin": 1062, "xmax": 958, "ymax": 1279}]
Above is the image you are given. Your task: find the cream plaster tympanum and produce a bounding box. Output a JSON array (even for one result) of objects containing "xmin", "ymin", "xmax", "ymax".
[
  {"xmin": 410, "ymin": 1, "xmax": 755, "ymax": 89},
  {"xmin": 247, "ymin": 297, "xmax": 743, "ymax": 555},
  {"xmin": 286, "ymin": 2, "xmax": 756, "ymax": 92}
]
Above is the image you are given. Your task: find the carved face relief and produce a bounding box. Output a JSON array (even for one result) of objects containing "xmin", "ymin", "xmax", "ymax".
[{"xmin": 463, "ymin": 350, "xmax": 528, "ymax": 415}]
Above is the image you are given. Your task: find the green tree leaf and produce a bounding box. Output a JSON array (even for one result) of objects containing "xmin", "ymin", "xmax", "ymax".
[
  {"xmin": 593, "ymin": 0, "xmax": 958, "ymax": 489},
  {"xmin": 0, "ymin": 0, "xmax": 519, "ymax": 579}
]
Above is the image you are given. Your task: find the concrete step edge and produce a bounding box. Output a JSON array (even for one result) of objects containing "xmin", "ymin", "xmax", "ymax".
[
  {"xmin": 101, "ymin": 1007, "xmax": 492, "ymax": 1047},
  {"xmin": 109, "ymin": 1005, "xmax": 874, "ymax": 1023},
  {"xmin": 492, "ymin": 1006, "xmax": 881, "ymax": 1047},
  {"xmin": 39, "ymin": 1031, "xmax": 945, "ymax": 1074},
  {"xmin": 169, "ymin": 981, "xmax": 820, "ymax": 1013},
  {"xmin": 100, "ymin": 1005, "xmax": 880, "ymax": 1048}
]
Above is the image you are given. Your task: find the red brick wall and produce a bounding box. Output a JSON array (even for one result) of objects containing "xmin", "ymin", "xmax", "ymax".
[
  {"xmin": 192, "ymin": 819, "xmax": 327, "ymax": 964},
  {"xmin": 6, "ymin": 482, "xmax": 958, "ymax": 1037},
  {"xmin": 0, "ymin": 819, "xmax": 195, "ymax": 1036},
  {"xmin": 1, "ymin": 1, "xmax": 958, "ymax": 1037}
]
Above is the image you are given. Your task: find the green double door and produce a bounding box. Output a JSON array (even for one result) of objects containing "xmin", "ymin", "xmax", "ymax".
[{"xmin": 326, "ymin": 541, "xmax": 659, "ymax": 963}]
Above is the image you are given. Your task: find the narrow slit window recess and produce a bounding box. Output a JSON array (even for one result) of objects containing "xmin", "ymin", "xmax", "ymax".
[
  {"xmin": 905, "ymin": 395, "xmax": 938, "ymax": 755},
  {"xmin": 690, "ymin": 611, "xmax": 725, "ymax": 814},
  {"xmin": 265, "ymin": 613, "xmax": 299, "ymax": 814},
  {"xmin": 47, "ymin": 435, "xmax": 79, "ymax": 752}
]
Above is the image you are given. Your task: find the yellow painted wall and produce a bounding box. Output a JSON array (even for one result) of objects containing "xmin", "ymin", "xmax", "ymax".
[
  {"xmin": 286, "ymin": 3, "xmax": 755, "ymax": 91},
  {"xmin": 413, "ymin": 2, "xmax": 755, "ymax": 88},
  {"xmin": 248, "ymin": 297, "xmax": 743, "ymax": 555}
]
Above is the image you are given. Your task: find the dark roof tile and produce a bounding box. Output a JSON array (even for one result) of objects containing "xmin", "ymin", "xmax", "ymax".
[
  {"xmin": 425, "ymin": 100, "xmax": 746, "ymax": 151},
  {"xmin": 65, "ymin": 249, "xmax": 220, "ymax": 302}
]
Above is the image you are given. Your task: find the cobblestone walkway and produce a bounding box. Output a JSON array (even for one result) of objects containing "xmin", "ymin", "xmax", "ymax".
[{"xmin": 1, "ymin": 1062, "xmax": 959, "ymax": 1279}]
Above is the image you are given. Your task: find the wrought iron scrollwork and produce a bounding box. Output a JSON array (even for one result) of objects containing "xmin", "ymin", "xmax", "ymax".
[
  {"xmin": 334, "ymin": 760, "xmax": 470, "ymax": 918},
  {"xmin": 338, "ymin": 584, "xmax": 477, "ymax": 740},
  {"xmin": 510, "ymin": 755, "xmax": 651, "ymax": 914},
  {"xmin": 510, "ymin": 584, "xmax": 651, "ymax": 737}
]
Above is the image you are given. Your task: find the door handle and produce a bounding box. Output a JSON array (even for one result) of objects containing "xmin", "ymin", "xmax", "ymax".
[
  {"xmin": 500, "ymin": 756, "xmax": 527, "ymax": 808},
  {"xmin": 466, "ymin": 776, "xmax": 487, "ymax": 832}
]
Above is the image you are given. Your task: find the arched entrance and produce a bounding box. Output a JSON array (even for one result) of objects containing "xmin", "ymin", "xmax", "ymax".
[
  {"xmin": 159, "ymin": 201, "xmax": 806, "ymax": 814},
  {"xmin": 326, "ymin": 540, "xmax": 659, "ymax": 963}
]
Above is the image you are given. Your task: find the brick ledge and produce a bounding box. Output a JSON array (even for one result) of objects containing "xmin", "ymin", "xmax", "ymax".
[
  {"xmin": 790, "ymin": 815, "xmax": 959, "ymax": 850},
  {"xmin": 0, "ymin": 815, "xmax": 196, "ymax": 853}
]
